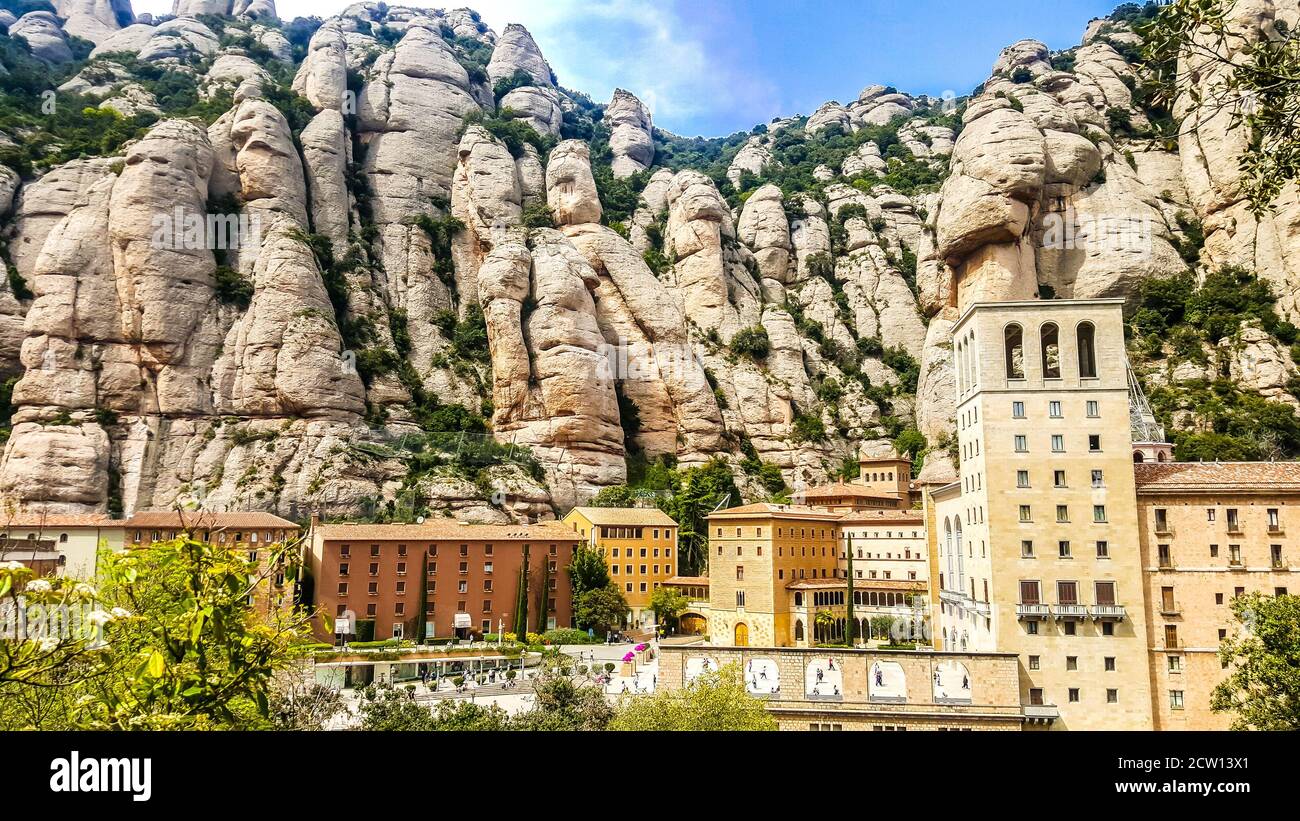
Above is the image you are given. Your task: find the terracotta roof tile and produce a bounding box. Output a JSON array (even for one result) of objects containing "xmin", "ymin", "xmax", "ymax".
[
  {"xmin": 568, "ymin": 507, "xmax": 678, "ymax": 526},
  {"xmin": 0, "ymin": 513, "xmax": 119, "ymax": 528},
  {"xmin": 1134, "ymin": 461, "xmax": 1300, "ymax": 491},
  {"xmin": 709, "ymin": 503, "xmax": 844, "ymax": 520},
  {"xmin": 121, "ymin": 511, "xmax": 300, "ymax": 530},
  {"xmin": 799, "ymin": 483, "xmax": 897, "ymax": 500},
  {"xmin": 313, "ymin": 521, "xmax": 579, "ymax": 542},
  {"xmin": 838, "ymin": 509, "xmax": 924, "ymax": 524}
]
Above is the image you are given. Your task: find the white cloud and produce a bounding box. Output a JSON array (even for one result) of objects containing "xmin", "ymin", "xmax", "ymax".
[{"xmin": 129, "ymin": 0, "xmax": 780, "ymax": 135}]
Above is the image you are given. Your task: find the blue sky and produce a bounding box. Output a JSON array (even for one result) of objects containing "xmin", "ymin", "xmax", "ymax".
[{"xmin": 133, "ymin": 0, "xmax": 1122, "ymax": 136}]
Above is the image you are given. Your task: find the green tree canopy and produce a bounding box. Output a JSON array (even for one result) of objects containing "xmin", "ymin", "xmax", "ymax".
[
  {"xmin": 574, "ymin": 583, "xmax": 628, "ymax": 636},
  {"xmin": 569, "ymin": 544, "xmax": 611, "ymax": 596},
  {"xmin": 609, "ymin": 662, "xmax": 777, "ymax": 731},
  {"xmin": 1211, "ymin": 592, "xmax": 1300, "ymax": 730}
]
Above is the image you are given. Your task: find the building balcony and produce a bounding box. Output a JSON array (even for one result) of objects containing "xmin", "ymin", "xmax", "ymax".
[
  {"xmin": 1016, "ymin": 603, "xmax": 1050, "ymax": 620},
  {"xmin": 1022, "ymin": 704, "xmax": 1060, "ymax": 726},
  {"xmin": 1154, "ymin": 523, "xmax": 1172, "ymax": 536},
  {"xmin": 1053, "ymin": 604, "xmax": 1088, "ymax": 621},
  {"xmin": 1228, "ymin": 559, "xmax": 1247, "ymax": 571},
  {"xmin": 1268, "ymin": 525, "xmax": 1283, "ymax": 535},
  {"xmin": 1091, "ymin": 604, "xmax": 1127, "ymax": 621},
  {"xmin": 1159, "ymin": 604, "xmax": 1180, "ymax": 617}
]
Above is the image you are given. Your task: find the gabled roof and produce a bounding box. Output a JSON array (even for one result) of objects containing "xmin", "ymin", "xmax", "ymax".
[{"xmin": 567, "ymin": 507, "xmax": 678, "ymax": 526}]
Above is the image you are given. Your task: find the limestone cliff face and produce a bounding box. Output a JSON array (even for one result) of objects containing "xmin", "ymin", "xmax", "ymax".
[{"xmin": 0, "ymin": 2, "xmax": 1296, "ymax": 520}]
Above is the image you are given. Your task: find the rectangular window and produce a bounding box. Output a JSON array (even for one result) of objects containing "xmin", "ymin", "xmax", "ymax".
[
  {"xmin": 736, "ymin": 591, "xmax": 745, "ymax": 607},
  {"xmin": 1227, "ymin": 509, "xmax": 1240, "ymax": 531},
  {"xmin": 1066, "ymin": 656, "xmax": 1078, "ymax": 671},
  {"xmin": 1207, "ymin": 508, "xmax": 1216, "ymax": 522},
  {"xmin": 1091, "ymin": 469, "xmax": 1104, "ymax": 488},
  {"xmin": 1017, "ymin": 470, "xmax": 1030, "ymax": 488},
  {"xmin": 1028, "ymin": 655, "xmax": 1040, "ymax": 670},
  {"xmin": 1086, "ymin": 400, "xmax": 1099, "ymax": 418},
  {"xmin": 1030, "ymin": 688, "xmax": 1044, "ymax": 706},
  {"xmin": 1056, "ymin": 505, "xmax": 1069, "ymax": 523},
  {"xmin": 1168, "ymin": 656, "xmax": 1182, "ymax": 672},
  {"xmin": 1088, "ymin": 434, "xmax": 1101, "ymax": 452},
  {"xmin": 1051, "ymin": 434, "xmax": 1064, "ymax": 452},
  {"xmin": 1012, "ymin": 401, "xmax": 1025, "ymax": 418},
  {"xmin": 1095, "ymin": 581, "xmax": 1116, "ymax": 606},
  {"xmin": 1019, "ymin": 505, "xmax": 1032, "ymax": 523},
  {"xmin": 1057, "ymin": 580, "xmax": 1078, "ymax": 605},
  {"xmin": 1021, "ymin": 540, "xmax": 1034, "ymax": 558},
  {"xmin": 1107, "ymin": 689, "xmax": 1118, "ymax": 704},
  {"xmin": 1161, "ymin": 586, "xmax": 1176, "ymax": 612},
  {"xmin": 1096, "ymin": 540, "xmax": 1109, "ymax": 558},
  {"xmin": 1058, "ymin": 540, "xmax": 1071, "ymax": 558},
  {"xmin": 1014, "ymin": 434, "xmax": 1028, "ymax": 452},
  {"xmin": 1093, "ymin": 505, "xmax": 1107, "ymax": 523},
  {"xmin": 1170, "ymin": 690, "xmax": 1184, "ymax": 710},
  {"xmin": 1104, "ymin": 657, "xmax": 1116, "ymax": 672},
  {"xmin": 1049, "ymin": 401, "xmax": 1062, "ymax": 418},
  {"xmin": 1019, "ymin": 580, "xmax": 1041, "ymax": 604},
  {"xmin": 1268, "ymin": 508, "xmax": 1280, "ymax": 530},
  {"xmin": 1053, "ymin": 470, "xmax": 1066, "ymax": 488}
]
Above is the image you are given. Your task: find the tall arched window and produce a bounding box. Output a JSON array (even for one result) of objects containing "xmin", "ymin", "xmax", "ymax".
[
  {"xmin": 967, "ymin": 332, "xmax": 977, "ymax": 389},
  {"xmin": 944, "ymin": 518, "xmax": 954, "ymax": 591},
  {"xmin": 956, "ymin": 340, "xmax": 966, "ymax": 393},
  {"xmin": 1004, "ymin": 324, "xmax": 1024, "ymax": 379},
  {"xmin": 1077, "ymin": 322, "xmax": 1097, "ymax": 378},
  {"xmin": 795, "ymin": 620, "xmax": 804, "ymax": 641},
  {"xmin": 1041, "ymin": 323, "xmax": 1060, "ymax": 379},
  {"xmin": 955, "ymin": 517, "xmax": 966, "ymax": 592}
]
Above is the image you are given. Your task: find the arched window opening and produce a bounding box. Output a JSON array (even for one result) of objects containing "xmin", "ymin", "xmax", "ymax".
[
  {"xmin": 1077, "ymin": 322, "xmax": 1097, "ymax": 378},
  {"xmin": 1005, "ymin": 324, "xmax": 1024, "ymax": 379},
  {"xmin": 1133, "ymin": 451, "xmax": 1144, "ymax": 463},
  {"xmin": 1041, "ymin": 323, "xmax": 1061, "ymax": 379}
]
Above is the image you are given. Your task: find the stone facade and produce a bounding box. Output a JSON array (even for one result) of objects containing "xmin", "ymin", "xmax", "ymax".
[
  {"xmin": 1134, "ymin": 463, "xmax": 1300, "ymax": 730},
  {"xmin": 561, "ymin": 506, "xmax": 679, "ymax": 628},
  {"xmin": 659, "ymin": 645, "xmax": 1027, "ymax": 730},
  {"xmin": 934, "ymin": 299, "xmax": 1154, "ymax": 730}
]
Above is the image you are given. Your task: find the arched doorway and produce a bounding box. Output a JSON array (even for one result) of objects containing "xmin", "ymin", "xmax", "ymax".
[
  {"xmin": 678, "ymin": 612, "xmax": 707, "ymax": 635},
  {"xmin": 734, "ymin": 622, "xmax": 749, "ymax": 647},
  {"xmin": 795, "ymin": 619, "xmax": 805, "ymax": 642}
]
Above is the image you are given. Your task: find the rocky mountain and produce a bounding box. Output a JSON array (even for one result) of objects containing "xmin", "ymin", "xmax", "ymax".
[{"xmin": 0, "ymin": 1, "xmax": 1297, "ymax": 525}]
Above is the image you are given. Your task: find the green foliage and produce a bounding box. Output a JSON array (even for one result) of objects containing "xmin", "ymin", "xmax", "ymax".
[
  {"xmin": 0, "ymin": 536, "xmax": 313, "ymax": 729},
  {"xmin": 649, "ymin": 585, "xmax": 690, "ymax": 626},
  {"xmin": 791, "ymin": 412, "xmax": 827, "ymax": 443},
  {"xmin": 521, "ymin": 202, "xmax": 554, "ymax": 229},
  {"xmin": 569, "ymin": 545, "xmax": 611, "ymax": 597},
  {"xmin": 882, "ymin": 345, "xmax": 920, "ymax": 393},
  {"xmin": 214, "ymin": 265, "xmax": 254, "ymax": 308},
  {"xmin": 492, "ymin": 68, "xmax": 534, "ymax": 102},
  {"xmin": 1142, "ymin": 0, "xmax": 1300, "ymax": 211},
  {"xmin": 609, "ymin": 662, "xmax": 776, "ymax": 731},
  {"xmin": 574, "ymin": 583, "xmax": 629, "ymax": 636},
  {"xmin": 1010, "ymin": 66, "xmax": 1033, "ymax": 84},
  {"xmin": 1211, "ymin": 592, "xmax": 1300, "ymax": 730},
  {"xmin": 729, "ymin": 325, "xmax": 771, "ymax": 360},
  {"xmin": 463, "ymin": 108, "xmax": 554, "ymax": 159},
  {"xmin": 1132, "ymin": 266, "xmax": 1300, "ymax": 460}
]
